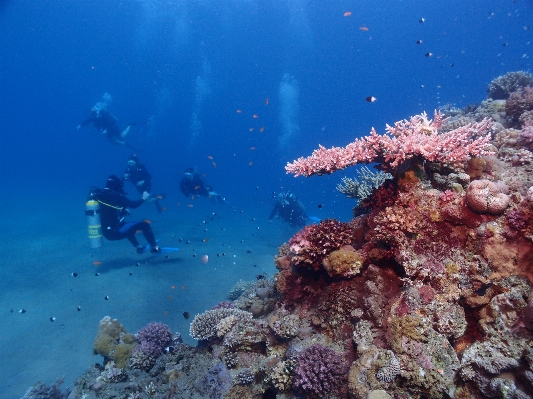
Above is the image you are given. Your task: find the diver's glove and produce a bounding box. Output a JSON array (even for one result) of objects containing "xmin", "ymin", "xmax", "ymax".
[{"xmin": 142, "ymin": 191, "xmax": 151, "ymax": 201}]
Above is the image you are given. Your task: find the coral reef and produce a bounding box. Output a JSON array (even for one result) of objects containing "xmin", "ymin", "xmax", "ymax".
[
  {"xmin": 20, "ymin": 378, "xmax": 70, "ymax": 399},
  {"xmin": 487, "ymin": 71, "xmax": 533, "ymax": 100},
  {"xmin": 35, "ymin": 73, "xmax": 533, "ymax": 399}
]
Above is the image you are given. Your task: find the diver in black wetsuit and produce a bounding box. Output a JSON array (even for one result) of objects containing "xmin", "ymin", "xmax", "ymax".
[
  {"xmin": 77, "ymin": 94, "xmax": 139, "ymax": 150},
  {"xmin": 123, "ymin": 155, "xmax": 152, "ymax": 194},
  {"xmin": 268, "ymin": 192, "xmax": 309, "ymax": 229},
  {"xmin": 179, "ymin": 167, "xmax": 226, "ymax": 204},
  {"xmin": 94, "ymin": 175, "xmax": 160, "ymax": 254},
  {"xmin": 123, "ymin": 155, "xmax": 164, "ymax": 213}
]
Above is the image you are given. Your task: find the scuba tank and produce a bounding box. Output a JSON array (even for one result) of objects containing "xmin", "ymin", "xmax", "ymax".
[{"xmin": 85, "ymin": 188, "xmax": 103, "ymax": 248}]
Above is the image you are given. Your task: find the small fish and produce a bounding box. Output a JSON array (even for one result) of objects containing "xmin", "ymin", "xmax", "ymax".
[
  {"xmin": 207, "ymin": 155, "xmax": 213, "ymax": 159},
  {"xmin": 194, "ymin": 185, "xmax": 201, "ymax": 190},
  {"xmin": 143, "ymin": 219, "xmax": 151, "ymax": 224},
  {"xmin": 187, "ymin": 204, "xmax": 194, "ymax": 208},
  {"xmin": 365, "ymin": 96, "xmax": 377, "ymax": 103},
  {"xmin": 524, "ymin": 26, "xmax": 531, "ymax": 31},
  {"xmin": 202, "ymin": 238, "xmax": 209, "ymax": 242},
  {"xmin": 50, "ymin": 317, "xmax": 56, "ymax": 322},
  {"xmin": 171, "ymin": 285, "xmax": 177, "ymax": 289},
  {"xmin": 250, "ymin": 146, "xmax": 255, "ymax": 150},
  {"xmin": 19, "ymin": 309, "xmax": 26, "ymax": 314},
  {"xmin": 165, "ymin": 346, "xmax": 174, "ymax": 353},
  {"xmin": 416, "ymin": 39, "xmax": 423, "ymax": 45},
  {"xmin": 318, "ymin": 204, "xmax": 323, "ymax": 208},
  {"xmin": 249, "ymin": 161, "xmax": 253, "ymax": 166},
  {"xmin": 168, "ymin": 296, "xmax": 173, "ymax": 300},
  {"xmin": 259, "ymin": 127, "xmax": 265, "ymax": 132},
  {"xmin": 502, "ymin": 42, "xmax": 508, "ymax": 47},
  {"xmin": 77, "ymin": 306, "xmax": 81, "ymax": 311},
  {"xmin": 201, "ymin": 254, "xmax": 209, "ymax": 264},
  {"xmin": 419, "ymin": 17, "xmax": 425, "ymax": 23},
  {"xmin": 161, "ymin": 207, "xmax": 167, "ymax": 211},
  {"xmin": 249, "ymin": 127, "xmax": 254, "ymax": 132},
  {"xmin": 92, "ymin": 261, "xmax": 102, "ymax": 266},
  {"xmin": 95, "ymin": 272, "xmax": 100, "ymax": 276},
  {"xmin": 183, "ymin": 312, "xmax": 190, "ymax": 319},
  {"xmin": 253, "ymin": 114, "xmax": 259, "ymax": 119},
  {"xmin": 425, "ymin": 52, "xmax": 433, "ymax": 57},
  {"xmin": 129, "ymin": 271, "xmax": 133, "ymax": 276},
  {"xmin": 476, "ymin": 282, "xmax": 493, "ymax": 296},
  {"xmin": 104, "ymin": 295, "xmax": 109, "ymax": 300},
  {"xmin": 343, "ymin": 11, "xmax": 351, "ymax": 17},
  {"xmin": 359, "ymin": 26, "xmax": 369, "ymax": 31},
  {"xmin": 265, "ymin": 97, "xmax": 269, "ymax": 105},
  {"xmin": 182, "ymin": 285, "xmax": 187, "ymax": 290},
  {"xmin": 71, "ymin": 272, "xmax": 78, "ymax": 277},
  {"xmin": 212, "ymin": 161, "xmax": 217, "ymax": 168},
  {"xmin": 156, "ymin": 195, "xmax": 163, "ymax": 199},
  {"xmin": 256, "ymin": 274, "xmax": 265, "ymax": 280},
  {"xmin": 236, "ymin": 109, "xmax": 242, "ymax": 113}
]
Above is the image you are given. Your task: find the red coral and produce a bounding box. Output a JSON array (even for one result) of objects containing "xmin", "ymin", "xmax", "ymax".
[{"xmin": 289, "ymin": 219, "xmax": 357, "ymax": 271}]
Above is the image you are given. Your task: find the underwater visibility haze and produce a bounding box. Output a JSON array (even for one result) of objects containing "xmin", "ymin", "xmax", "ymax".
[{"xmin": 1, "ymin": 1, "xmax": 533, "ymax": 398}]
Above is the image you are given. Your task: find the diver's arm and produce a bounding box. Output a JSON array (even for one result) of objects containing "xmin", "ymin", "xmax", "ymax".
[{"xmin": 78, "ymin": 117, "xmax": 93, "ymax": 128}]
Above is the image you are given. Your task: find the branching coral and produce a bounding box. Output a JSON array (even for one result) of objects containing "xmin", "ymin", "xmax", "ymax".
[
  {"xmin": 488, "ymin": 71, "xmax": 533, "ymax": 100},
  {"xmin": 189, "ymin": 308, "xmax": 253, "ymax": 341},
  {"xmin": 292, "ymin": 344, "xmax": 348, "ymax": 399}
]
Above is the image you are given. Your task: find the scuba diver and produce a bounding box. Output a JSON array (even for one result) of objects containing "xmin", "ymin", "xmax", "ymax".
[
  {"xmin": 77, "ymin": 93, "xmax": 143, "ymax": 150},
  {"xmin": 179, "ymin": 167, "xmax": 226, "ymax": 204},
  {"xmin": 90, "ymin": 175, "xmax": 160, "ymax": 254},
  {"xmin": 123, "ymin": 154, "xmax": 163, "ymax": 213},
  {"xmin": 268, "ymin": 192, "xmax": 311, "ymax": 229}
]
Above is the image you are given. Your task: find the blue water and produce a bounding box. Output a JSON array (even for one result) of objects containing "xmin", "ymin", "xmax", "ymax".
[{"xmin": 0, "ymin": 1, "xmax": 531, "ymax": 397}]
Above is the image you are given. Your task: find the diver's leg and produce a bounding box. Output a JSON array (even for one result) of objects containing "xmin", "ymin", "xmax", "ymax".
[
  {"xmin": 121, "ymin": 125, "xmax": 131, "ymax": 139},
  {"xmin": 127, "ymin": 220, "xmax": 157, "ymax": 248}
]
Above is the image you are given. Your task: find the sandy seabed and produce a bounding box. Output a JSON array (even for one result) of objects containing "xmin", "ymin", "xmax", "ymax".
[{"xmin": 0, "ymin": 191, "xmax": 289, "ymax": 399}]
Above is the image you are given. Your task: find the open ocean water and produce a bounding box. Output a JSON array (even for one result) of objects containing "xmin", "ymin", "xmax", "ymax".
[{"xmin": 0, "ymin": 1, "xmax": 531, "ymax": 397}]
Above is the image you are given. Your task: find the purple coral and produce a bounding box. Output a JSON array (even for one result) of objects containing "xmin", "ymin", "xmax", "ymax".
[
  {"xmin": 136, "ymin": 322, "xmax": 172, "ymax": 358},
  {"xmin": 292, "ymin": 344, "xmax": 348, "ymax": 399}
]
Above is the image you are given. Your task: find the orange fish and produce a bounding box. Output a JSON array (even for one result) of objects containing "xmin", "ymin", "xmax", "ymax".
[
  {"xmin": 202, "ymin": 238, "xmax": 209, "ymax": 242},
  {"xmin": 253, "ymin": 114, "xmax": 259, "ymax": 119},
  {"xmin": 344, "ymin": 11, "xmax": 351, "ymax": 17},
  {"xmin": 212, "ymin": 161, "xmax": 217, "ymax": 168},
  {"xmin": 136, "ymin": 230, "xmax": 141, "ymax": 234},
  {"xmin": 259, "ymin": 127, "xmax": 265, "ymax": 132},
  {"xmin": 249, "ymin": 161, "xmax": 253, "ymax": 166},
  {"xmin": 265, "ymin": 97, "xmax": 269, "ymax": 105},
  {"xmin": 194, "ymin": 185, "xmax": 201, "ymax": 190},
  {"xmin": 191, "ymin": 195, "xmax": 195, "ymax": 200},
  {"xmin": 250, "ymin": 146, "xmax": 255, "ymax": 150},
  {"xmin": 182, "ymin": 285, "xmax": 187, "ymax": 290},
  {"xmin": 171, "ymin": 285, "xmax": 177, "ymax": 289},
  {"xmin": 177, "ymin": 202, "xmax": 181, "ymax": 206},
  {"xmin": 359, "ymin": 26, "xmax": 369, "ymax": 31},
  {"xmin": 161, "ymin": 207, "xmax": 167, "ymax": 211},
  {"xmin": 207, "ymin": 155, "xmax": 213, "ymax": 159},
  {"xmin": 187, "ymin": 204, "xmax": 194, "ymax": 208},
  {"xmin": 236, "ymin": 109, "xmax": 242, "ymax": 113},
  {"xmin": 143, "ymin": 219, "xmax": 151, "ymax": 224},
  {"xmin": 156, "ymin": 195, "xmax": 163, "ymax": 199},
  {"xmin": 168, "ymin": 296, "xmax": 173, "ymax": 300},
  {"xmin": 92, "ymin": 261, "xmax": 102, "ymax": 266}
]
